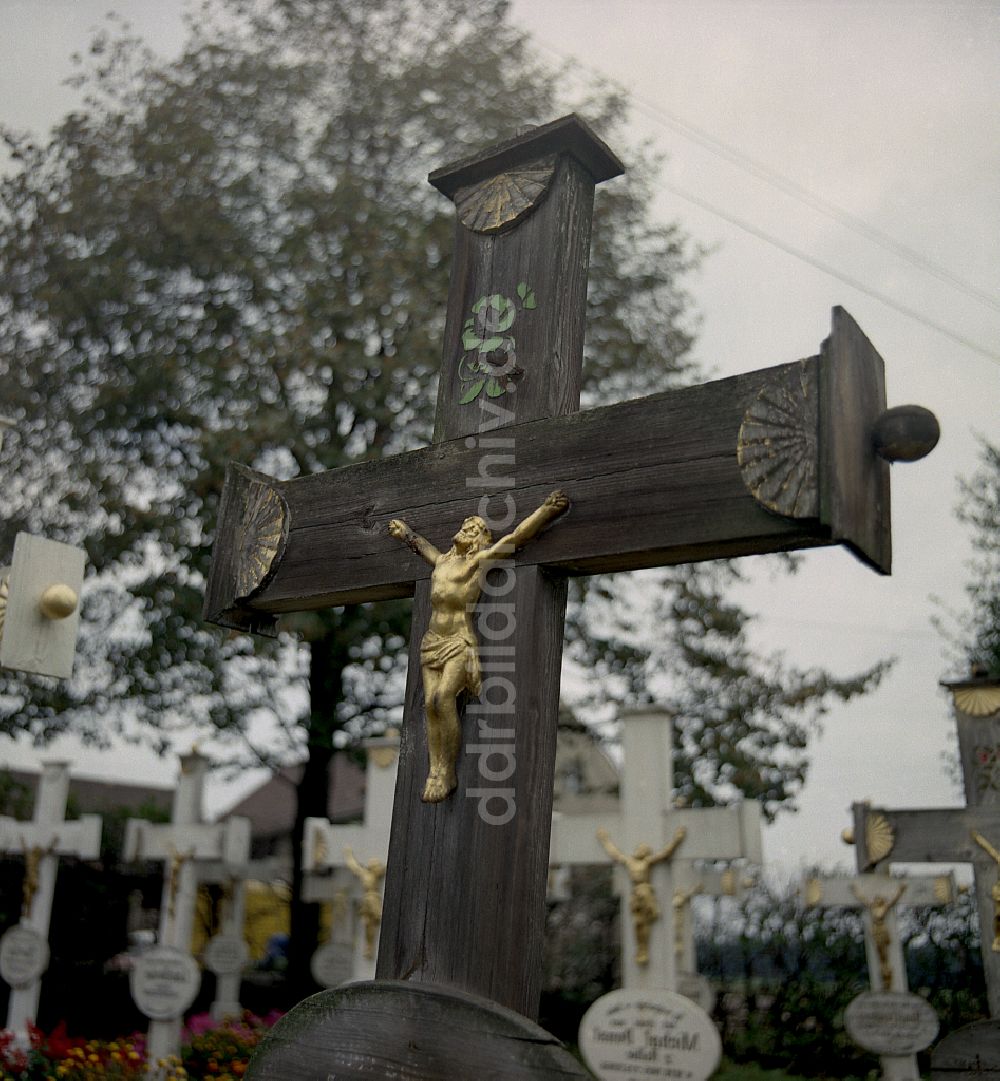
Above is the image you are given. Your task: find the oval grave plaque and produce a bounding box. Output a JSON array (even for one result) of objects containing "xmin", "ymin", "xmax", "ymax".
[
  {"xmin": 203, "ymin": 933, "xmax": 249, "ymax": 977},
  {"xmin": 130, "ymin": 946, "xmax": 200, "ymax": 1021},
  {"xmin": 310, "ymin": 941, "xmax": 353, "ymax": 989},
  {"xmin": 579, "ymin": 988, "xmax": 722, "ymax": 1081},
  {"xmin": 0, "ymin": 923, "xmax": 49, "ymax": 988},
  {"xmin": 844, "ymin": 991, "xmax": 938, "ymax": 1055}
]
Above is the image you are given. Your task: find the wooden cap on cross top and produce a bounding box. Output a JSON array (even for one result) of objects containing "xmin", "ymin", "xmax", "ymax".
[
  {"xmin": 430, "ymin": 113, "xmax": 625, "ymax": 441},
  {"xmin": 428, "ymin": 113, "xmax": 624, "ymax": 200}
]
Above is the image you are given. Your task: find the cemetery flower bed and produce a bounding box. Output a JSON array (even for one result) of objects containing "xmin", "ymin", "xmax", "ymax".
[{"xmin": 0, "ymin": 1012, "xmax": 282, "ymax": 1081}]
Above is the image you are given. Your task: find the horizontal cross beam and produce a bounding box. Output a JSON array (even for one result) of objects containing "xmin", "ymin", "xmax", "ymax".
[
  {"xmin": 205, "ymin": 309, "xmax": 918, "ymax": 634},
  {"xmin": 803, "ymin": 872, "xmax": 956, "ymax": 908},
  {"xmin": 0, "ymin": 815, "xmax": 101, "ymax": 859},
  {"xmin": 123, "ymin": 819, "xmax": 250, "ymax": 865},
  {"xmin": 550, "ymin": 802, "xmax": 762, "ymax": 865},
  {"xmin": 851, "ymin": 805, "xmax": 1000, "ymax": 869}
]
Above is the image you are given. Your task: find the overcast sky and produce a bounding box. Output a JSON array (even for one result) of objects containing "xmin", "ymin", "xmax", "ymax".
[{"xmin": 1, "ymin": 0, "xmax": 998, "ymax": 878}]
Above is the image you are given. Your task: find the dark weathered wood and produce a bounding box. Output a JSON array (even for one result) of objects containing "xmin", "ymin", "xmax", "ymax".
[
  {"xmin": 204, "ymin": 113, "xmax": 936, "ymax": 1043},
  {"xmin": 931, "ymin": 1019, "xmax": 1000, "ymax": 1076},
  {"xmin": 375, "ymin": 122, "xmax": 615, "ymax": 1018},
  {"xmin": 377, "ymin": 567, "xmax": 566, "ymax": 1013},
  {"xmin": 204, "ymin": 313, "xmax": 900, "ymax": 633},
  {"xmin": 820, "ymin": 306, "xmax": 890, "ymax": 573},
  {"xmin": 946, "ymin": 676, "xmax": 1000, "ymax": 1019},
  {"xmin": 433, "ymin": 154, "xmax": 608, "ymax": 437},
  {"xmin": 852, "ymin": 806, "xmax": 1000, "ymax": 868},
  {"xmin": 246, "ymin": 980, "xmax": 594, "ymax": 1080}
]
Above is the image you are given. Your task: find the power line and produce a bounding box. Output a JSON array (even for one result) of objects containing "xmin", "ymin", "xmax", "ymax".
[
  {"xmin": 660, "ymin": 177, "xmax": 1000, "ymax": 365},
  {"xmin": 537, "ymin": 37, "xmax": 999, "ymax": 316},
  {"xmin": 532, "ymin": 40, "xmax": 1000, "ymax": 361},
  {"xmin": 630, "ymin": 96, "xmax": 1000, "ymax": 317}
]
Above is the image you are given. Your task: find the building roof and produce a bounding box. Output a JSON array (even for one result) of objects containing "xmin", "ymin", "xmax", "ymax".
[{"xmin": 0, "ymin": 768, "xmax": 172, "ymax": 820}]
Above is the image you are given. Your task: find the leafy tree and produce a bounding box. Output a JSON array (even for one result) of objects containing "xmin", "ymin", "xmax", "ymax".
[
  {"xmin": 954, "ymin": 437, "xmax": 1000, "ymax": 674},
  {"xmin": 565, "ymin": 562, "xmax": 887, "ymax": 819},
  {"xmin": 0, "ymin": 0, "xmax": 882, "ymax": 991}
]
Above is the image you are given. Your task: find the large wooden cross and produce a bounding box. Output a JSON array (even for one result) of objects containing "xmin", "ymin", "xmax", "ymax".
[
  {"xmin": 850, "ymin": 674, "xmax": 1000, "ymax": 1019},
  {"xmin": 205, "ymin": 115, "xmax": 936, "ymax": 1038}
]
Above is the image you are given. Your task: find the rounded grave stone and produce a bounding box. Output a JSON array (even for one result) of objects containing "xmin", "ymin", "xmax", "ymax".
[
  {"xmin": 844, "ymin": 990, "xmax": 939, "ymax": 1056},
  {"xmin": 930, "ymin": 1018, "xmax": 1000, "ymax": 1078},
  {"xmin": 0, "ymin": 923, "xmax": 49, "ymax": 988},
  {"xmin": 130, "ymin": 946, "xmax": 201, "ymax": 1021},
  {"xmin": 203, "ymin": 932, "xmax": 250, "ymax": 977},
  {"xmin": 579, "ymin": 987, "xmax": 722, "ymax": 1081},
  {"xmin": 309, "ymin": 941, "xmax": 353, "ymax": 989}
]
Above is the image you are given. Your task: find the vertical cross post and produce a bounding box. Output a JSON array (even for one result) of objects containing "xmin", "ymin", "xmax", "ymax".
[
  {"xmin": 124, "ymin": 751, "xmax": 251, "ymax": 1067},
  {"xmin": 0, "ymin": 761, "xmax": 101, "ymax": 1044},
  {"xmin": 376, "ymin": 117, "xmax": 623, "ymax": 1018},
  {"xmin": 945, "ymin": 672, "xmax": 1000, "ymax": 1016}
]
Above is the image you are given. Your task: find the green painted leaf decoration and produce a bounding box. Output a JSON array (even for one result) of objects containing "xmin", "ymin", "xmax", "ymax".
[
  {"xmin": 522, "ymin": 290, "xmax": 536, "ymax": 310},
  {"xmin": 473, "ymin": 294, "xmax": 516, "ymax": 334},
  {"xmin": 517, "ymin": 282, "xmax": 528, "ymax": 300},
  {"xmin": 459, "ymin": 378, "xmax": 486, "ymax": 404},
  {"xmin": 485, "ymin": 377, "xmax": 505, "ymax": 398}
]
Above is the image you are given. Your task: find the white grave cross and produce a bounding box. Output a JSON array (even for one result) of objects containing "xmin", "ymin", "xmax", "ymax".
[
  {"xmin": 123, "ymin": 750, "xmax": 250, "ymax": 1070},
  {"xmin": 0, "ymin": 761, "xmax": 101, "ymax": 1044},
  {"xmin": 549, "ymin": 709, "xmax": 762, "ymax": 991},
  {"xmin": 302, "ymin": 731, "xmax": 400, "ymax": 982},
  {"xmin": 804, "ymin": 872, "xmax": 955, "ymax": 1081}
]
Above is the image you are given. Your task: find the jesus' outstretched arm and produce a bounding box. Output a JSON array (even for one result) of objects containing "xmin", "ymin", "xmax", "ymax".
[
  {"xmin": 388, "ymin": 518, "xmax": 442, "ymax": 566},
  {"xmin": 481, "ymin": 489, "xmax": 569, "ymax": 562}
]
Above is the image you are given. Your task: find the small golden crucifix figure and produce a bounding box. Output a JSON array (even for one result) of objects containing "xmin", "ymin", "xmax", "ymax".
[
  {"xmin": 388, "ymin": 490, "xmax": 569, "ymax": 803},
  {"xmin": 851, "ymin": 881, "xmax": 907, "ymax": 989},
  {"xmin": 20, "ymin": 837, "xmax": 57, "ymax": 921},
  {"xmin": 166, "ymin": 845, "xmax": 195, "ymax": 921},
  {"xmin": 344, "ymin": 846, "xmax": 387, "ymax": 960},
  {"xmin": 596, "ymin": 825, "xmax": 687, "ymax": 966},
  {"xmin": 972, "ymin": 830, "xmax": 1000, "ymax": 952}
]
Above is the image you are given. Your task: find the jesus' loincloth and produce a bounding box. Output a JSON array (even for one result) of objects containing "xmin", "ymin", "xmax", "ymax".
[{"xmin": 420, "ymin": 629, "xmax": 482, "ymax": 697}]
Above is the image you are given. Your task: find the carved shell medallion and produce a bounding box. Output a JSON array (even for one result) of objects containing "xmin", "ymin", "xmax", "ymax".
[
  {"xmin": 953, "ymin": 686, "xmax": 1000, "ymax": 718},
  {"xmin": 453, "ymin": 157, "xmax": 556, "ymax": 234},
  {"xmin": 737, "ymin": 362, "xmax": 819, "ymax": 519},
  {"xmin": 864, "ymin": 812, "xmax": 896, "ymax": 867},
  {"xmin": 235, "ymin": 480, "xmax": 288, "ymax": 601}
]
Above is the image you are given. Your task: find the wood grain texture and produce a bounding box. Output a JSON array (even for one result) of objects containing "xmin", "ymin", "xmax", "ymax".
[
  {"xmin": 820, "ymin": 306, "xmax": 891, "ymax": 574},
  {"xmin": 432, "ymin": 152, "xmax": 596, "ymax": 439},
  {"xmin": 245, "ymin": 980, "xmax": 594, "ymax": 1080},
  {"xmin": 210, "ymin": 360, "xmax": 834, "ymax": 622},
  {"xmin": 931, "ymin": 1019, "xmax": 1000, "ymax": 1076},
  {"xmin": 377, "ymin": 567, "xmax": 568, "ymax": 1017},
  {"xmin": 852, "ymin": 806, "xmax": 1000, "ymax": 867}
]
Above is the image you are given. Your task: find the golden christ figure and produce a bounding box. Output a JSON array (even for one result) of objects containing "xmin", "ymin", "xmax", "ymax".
[{"xmin": 388, "ymin": 490, "xmax": 569, "ymax": 803}]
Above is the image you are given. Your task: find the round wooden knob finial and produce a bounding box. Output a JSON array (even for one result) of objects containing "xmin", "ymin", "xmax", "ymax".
[
  {"xmin": 38, "ymin": 583, "xmax": 78, "ymax": 620},
  {"xmin": 841, "ymin": 827, "xmax": 855, "ymax": 845},
  {"xmin": 873, "ymin": 405, "xmax": 940, "ymax": 462}
]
